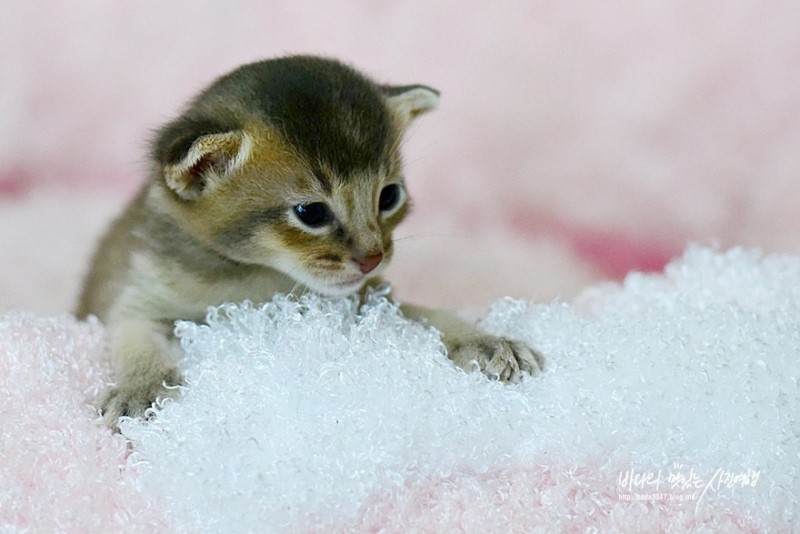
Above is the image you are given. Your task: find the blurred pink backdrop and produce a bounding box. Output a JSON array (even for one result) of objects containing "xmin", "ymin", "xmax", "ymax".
[{"xmin": 2, "ymin": 1, "xmax": 800, "ymax": 313}]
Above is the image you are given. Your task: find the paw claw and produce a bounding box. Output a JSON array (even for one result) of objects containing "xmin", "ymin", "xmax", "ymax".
[
  {"xmin": 446, "ymin": 335, "xmax": 543, "ymax": 383},
  {"xmin": 98, "ymin": 370, "xmax": 183, "ymax": 429}
]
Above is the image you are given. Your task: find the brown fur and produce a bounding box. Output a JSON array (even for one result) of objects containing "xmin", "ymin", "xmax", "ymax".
[{"xmin": 77, "ymin": 55, "xmax": 543, "ymax": 428}]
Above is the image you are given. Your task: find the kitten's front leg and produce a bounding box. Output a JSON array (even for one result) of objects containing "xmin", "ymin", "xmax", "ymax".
[
  {"xmin": 400, "ymin": 303, "xmax": 544, "ymax": 382},
  {"xmin": 99, "ymin": 319, "xmax": 183, "ymax": 428}
]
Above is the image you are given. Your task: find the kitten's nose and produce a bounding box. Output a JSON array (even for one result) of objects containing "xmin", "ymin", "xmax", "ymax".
[{"xmin": 353, "ymin": 253, "xmax": 383, "ymax": 274}]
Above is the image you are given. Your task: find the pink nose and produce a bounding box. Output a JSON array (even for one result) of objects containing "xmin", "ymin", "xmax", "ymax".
[{"xmin": 353, "ymin": 253, "xmax": 383, "ymax": 274}]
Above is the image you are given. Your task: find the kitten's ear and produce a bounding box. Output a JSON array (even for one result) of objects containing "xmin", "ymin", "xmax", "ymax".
[
  {"xmin": 154, "ymin": 118, "xmax": 249, "ymax": 201},
  {"xmin": 382, "ymin": 84, "xmax": 440, "ymax": 129}
]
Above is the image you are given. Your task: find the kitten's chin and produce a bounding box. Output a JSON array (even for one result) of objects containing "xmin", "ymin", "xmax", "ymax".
[
  {"xmin": 298, "ymin": 274, "xmax": 367, "ymax": 298},
  {"xmin": 266, "ymin": 258, "xmax": 366, "ymax": 297}
]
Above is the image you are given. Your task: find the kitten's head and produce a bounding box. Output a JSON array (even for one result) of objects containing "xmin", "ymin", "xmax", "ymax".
[{"xmin": 149, "ymin": 56, "xmax": 438, "ymax": 296}]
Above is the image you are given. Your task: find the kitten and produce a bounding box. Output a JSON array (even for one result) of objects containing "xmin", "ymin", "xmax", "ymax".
[{"xmin": 76, "ymin": 55, "xmax": 543, "ymax": 428}]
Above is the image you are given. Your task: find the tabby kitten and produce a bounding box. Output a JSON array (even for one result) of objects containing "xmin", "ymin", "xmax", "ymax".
[{"xmin": 77, "ymin": 55, "xmax": 542, "ymax": 427}]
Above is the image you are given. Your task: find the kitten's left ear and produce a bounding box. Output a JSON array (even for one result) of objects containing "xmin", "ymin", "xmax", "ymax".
[
  {"xmin": 161, "ymin": 130, "xmax": 250, "ymax": 201},
  {"xmin": 382, "ymin": 84, "xmax": 440, "ymax": 129}
]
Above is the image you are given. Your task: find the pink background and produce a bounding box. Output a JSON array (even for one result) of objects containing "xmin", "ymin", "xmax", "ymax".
[{"xmin": 2, "ymin": 1, "xmax": 800, "ymax": 313}]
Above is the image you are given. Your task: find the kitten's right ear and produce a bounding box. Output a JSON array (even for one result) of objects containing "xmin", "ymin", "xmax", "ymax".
[{"xmin": 153, "ymin": 118, "xmax": 249, "ymax": 201}]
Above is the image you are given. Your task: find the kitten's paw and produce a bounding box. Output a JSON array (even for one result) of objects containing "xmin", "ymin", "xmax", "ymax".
[
  {"xmin": 98, "ymin": 369, "xmax": 183, "ymax": 429},
  {"xmin": 447, "ymin": 335, "xmax": 543, "ymax": 382}
]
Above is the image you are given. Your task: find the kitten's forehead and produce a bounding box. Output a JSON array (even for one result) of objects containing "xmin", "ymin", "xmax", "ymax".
[
  {"xmin": 312, "ymin": 168, "xmax": 375, "ymax": 212},
  {"xmin": 224, "ymin": 57, "xmax": 400, "ymax": 177},
  {"xmin": 312, "ymin": 159, "xmax": 397, "ymax": 193}
]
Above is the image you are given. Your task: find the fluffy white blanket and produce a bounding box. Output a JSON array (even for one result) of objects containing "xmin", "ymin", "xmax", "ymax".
[{"xmin": 2, "ymin": 246, "xmax": 797, "ymax": 531}]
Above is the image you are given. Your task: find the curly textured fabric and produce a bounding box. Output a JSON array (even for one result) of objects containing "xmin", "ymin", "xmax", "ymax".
[
  {"xmin": 1, "ymin": 247, "xmax": 797, "ymax": 532},
  {"xmin": 123, "ymin": 247, "xmax": 796, "ymax": 532}
]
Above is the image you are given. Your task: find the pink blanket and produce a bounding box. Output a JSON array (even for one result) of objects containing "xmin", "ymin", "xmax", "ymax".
[{"xmin": 2, "ymin": 248, "xmax": 795, "ymax": 531}]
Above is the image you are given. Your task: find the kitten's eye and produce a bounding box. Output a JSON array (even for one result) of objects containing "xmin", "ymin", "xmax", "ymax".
[
  {"xmin": 293, "ymin": 202, "xmax": 332, "ymax": 228},
  {"xmin": 378, "ymin": 184, "xmax": 402, "ymax": 212}
]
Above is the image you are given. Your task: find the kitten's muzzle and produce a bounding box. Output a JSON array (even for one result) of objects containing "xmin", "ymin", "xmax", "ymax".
[{"xmin": 353, "ymin": 253, "xmax": 383, "ymax": 274}]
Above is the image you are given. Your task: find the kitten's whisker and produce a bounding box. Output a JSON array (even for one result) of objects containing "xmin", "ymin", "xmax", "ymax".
[
  {"xmin": 404, "ymin": 149, "xmax": 442, "ymax": 166},
  {"xmin": 288, "ymin": 271, "xmax": 309, "ymax": 298},
  {"xmin": 402, "ymin": 136, "xmax": 445, "ymax": 166},
  {"xmin": 392, "ymin": 228, "xmax": 470, "ymax": 243}
]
